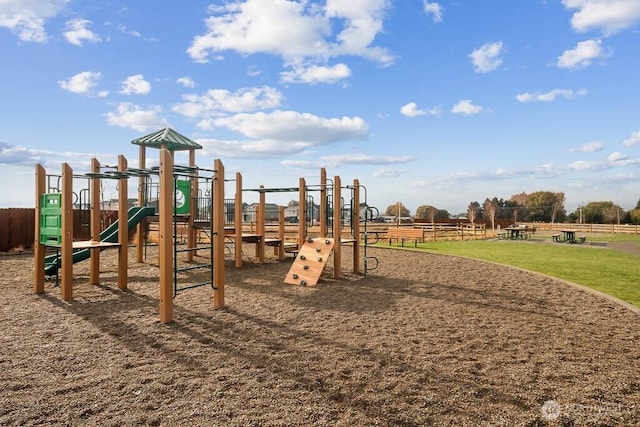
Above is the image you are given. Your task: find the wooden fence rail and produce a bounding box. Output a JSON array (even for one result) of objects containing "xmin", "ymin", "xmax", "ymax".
[
  {"xmin": 520, "ymin": 223, "xmax": 640, "ymax": 234},
  {"xmin": 2, "ymin": 208, "xmax": 638, "ymax": 252}
]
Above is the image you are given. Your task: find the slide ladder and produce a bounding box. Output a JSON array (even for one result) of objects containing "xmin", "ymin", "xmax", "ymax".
[{"xmin": 284, "ymin": 237, "xmax": 334, "ymax": 286}]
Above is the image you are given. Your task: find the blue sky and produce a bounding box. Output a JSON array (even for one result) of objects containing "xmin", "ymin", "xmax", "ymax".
[{"xmin": 1, "ymin": 0, "xmax": 639, "ymax": 215}]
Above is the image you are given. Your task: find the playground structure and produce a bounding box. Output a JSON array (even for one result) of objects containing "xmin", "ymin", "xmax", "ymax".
[{"xmin": 34, "ymin": 128, "xmax": 379, "ymax": 323}]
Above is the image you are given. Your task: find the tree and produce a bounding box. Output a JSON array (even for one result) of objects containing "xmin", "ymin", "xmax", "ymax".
[
  {"xmin": 483, "ymin": 198, "xmax": 499, "ymax": 230},
  {"xmin": 524, "ymin": 191, "xmax": 566, "ymax": 222},
  {"xmin": 287, "ymin": 200, "xmax": 299, "ymax": 207},
  {"xmin": 582, "ymin": 201, "xmax": 625, "ymax": 224},
  {"xmin": 435, "ymin": 209, "xmax": 450, "ymax": 220},
  {"xmin": 467, "ymin": 201, "xmax": 481, "ymax": 225},
  {"xmin": 385, "ymin": 202, "xmax": 410, "ymax": 218},
  {"xmin": 494, "ymin": 199, "xmax": 522, "ymax": 221},
  {"xmin": 415, "ymin": 205, "xmax": 438, "ymax": 222}
]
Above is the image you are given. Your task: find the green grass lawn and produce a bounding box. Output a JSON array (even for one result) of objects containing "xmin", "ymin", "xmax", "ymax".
[{"xmin": 379, "ymin": 236, "xmax": 640, "ymax": 308}]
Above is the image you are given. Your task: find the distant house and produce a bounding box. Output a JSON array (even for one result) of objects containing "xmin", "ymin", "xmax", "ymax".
[
  {"xmin": 244, "ymin": 203, "xmax": 281, "ymax": 222},
  {"xmin": 284, "ymin": 205, "xmax": 321, "ymax": 223},
  {"xmin": 99, "ymin": 198, "xmax": 138, "ymax": 211}
]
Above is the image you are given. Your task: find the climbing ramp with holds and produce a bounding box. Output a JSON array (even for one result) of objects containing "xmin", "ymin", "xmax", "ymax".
[{"xmin": 284, "ymin": 237, "xmax": 335, "ymax": 286}]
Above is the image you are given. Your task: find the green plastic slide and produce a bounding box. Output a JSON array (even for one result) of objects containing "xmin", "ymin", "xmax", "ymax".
[{"xmin": 44, "ymin": 206, "xmax": 155, "ymax": 275}]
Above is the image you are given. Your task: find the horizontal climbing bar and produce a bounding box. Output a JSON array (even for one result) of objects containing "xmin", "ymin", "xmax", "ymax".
[
  {"xmin": 176, "ymin": 264, "xmax": 213, "ymax": 273},
  {"xmin": 175, "ymin": 246, "xmax": 212, "ymax": 253},
  {"xmin": 174, "ymin": 280, "xmax": 215, "ymax": 295}
]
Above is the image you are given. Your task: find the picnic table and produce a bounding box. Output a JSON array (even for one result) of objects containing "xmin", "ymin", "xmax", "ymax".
[
  {"xmin": 553, "ymin": 229, "xmax": 586, "ymax": 244},
  {"xmin": 498, "ymin": 225, "xmax": 534, "ymax": 240}
]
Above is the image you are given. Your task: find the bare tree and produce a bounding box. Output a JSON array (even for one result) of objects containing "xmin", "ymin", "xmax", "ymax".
[
  {"xmin": 467, "ymin": 201, "xmax": 480, "ymax": 225},
  {"xmin": 483, "ymin": 198, "xmax": 498, "ymax": 230}
]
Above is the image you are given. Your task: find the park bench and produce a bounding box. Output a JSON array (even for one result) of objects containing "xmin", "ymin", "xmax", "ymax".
[
  {"xmin": 387, "ymin": 228, "xmax": 424, "ymax": 247},
  {"xmin": 552, "ymin": 233, "xmax": 563, "ymax": 242}
]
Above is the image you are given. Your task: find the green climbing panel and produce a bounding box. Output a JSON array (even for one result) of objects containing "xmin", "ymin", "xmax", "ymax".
[{"xmin": 39, "ymin": 193, "xmax": 62, "ymax": 246}]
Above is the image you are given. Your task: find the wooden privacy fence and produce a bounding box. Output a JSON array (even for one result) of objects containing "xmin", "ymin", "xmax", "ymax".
[
  {"xmin": 0, "ymin": 209, "xmax": 34, "ymax": 252},
  {"xmin": 0, "ymin": 208, "xmax": 119, "ymax": 252}
]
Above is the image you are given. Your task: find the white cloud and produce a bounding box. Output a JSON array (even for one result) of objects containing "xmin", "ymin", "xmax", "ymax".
[
  {"xmin": 280, "ymin": 159, "xmax": 315, "ymax": 168},
  {"xmin": 608, "ymin": 151, "xmax": 628, "ymax": 161},
  {"xmin": 319, "ymin": 153, "xmax": 412, "ymax": 167},
  {"xmin": 117, "ymin": 24, "xmax": 141, "ymax": 38},
  {"xmin": 280, "ymin": 63, "xmax": 351, "ymax": 84},
  {"xmin": 187, "ymin": 0, "xmax": 393, "ymax": 68},
  {"xmin": 562, "ymin": 0, "xmax": 640, "ymax": 35},
  {"xmin": 193, "ymin": 110, "xmax": 370, "ymax": 158},
  {"xmin": 119, "ymin": 75, "xmax": 151, "ymax": 95},
  {"xmin": 469, "ymin": 41, "xmax": 504, "ymax": 73},
  {"xmin": 280, "ymin": 154, "xmax": 411, "ymax": 169},
  {"xmin": 63, "ymin": 18, "xmax": 101, "ymax": 46},
  {"xmin": 58, "ymin": 71, "xmax": 103, "ymax": 95},
  {"xmin": 423, "ymin": 0, "xmax": 442, "ymax": 23},
  {"xmin": 176, "ymin": 76, "xmax": 196, "ymax": 88},
  {"xmin": 0, "ymin": 141, "xmax": 41, "ymax": 166},
  {"xmin": 199, "ymin": 138, "xmax": 308, "ymax": 158},
  {"xmin": 173, "ymin": 86, "xmax": 283, "ymax": 119},
  {"xmin": 568, "ymin": 160, "xmax": 605, "ymax": 171},
  {"xmin": 104, "ymin": 102, "xmax": 169, "ymax": 132},
  {"xmin": 247, "ymin": 66, "xmax": 261, "ymax": 76},
  {"xmin": 516, "ymin": 88, "xmax": 587, "ymax": 102},
  {"xmin": 570, "ymin": 141, "xmax": 604, "ymax": 152},
  {"xmin": 451, "ymin": 99, "xmax": 485, "ymax": 115},
  {"xmin": 400, "ymin": 102, "xmax": 425, "ymax": 118},
  {"xmin": 0, "ymin": 141, "xmax": 109, "ymax": 168},
  {"xmin": 373, "ymin": 167, "xmax": 405, "ymax": 177},
  {"xmin": 0, "ymin": 0, "xmax": 67, "ymax": 42},
  {"xmin": 212, "ymin": 110, "xmax": 369, "ymax": 145},
  {"xmin": 557, "ymin": 39, "xmax": 608, "ymax": 69},
  {"xmin": 400, "ymin": 102, "xmax": 440, "ymax": 118},
  {"xmin": 622, "ymin": 130, "xmax": 640, "ymax": 147}
]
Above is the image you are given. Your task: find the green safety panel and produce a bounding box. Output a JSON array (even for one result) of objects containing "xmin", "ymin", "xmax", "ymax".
[
  {"xmin": 175, "ymin": 180, "xmax": 191, "ymax": 215},
  {"xmin": 40, "ymin": 193, "xmax": 62, "ymax": 245}
]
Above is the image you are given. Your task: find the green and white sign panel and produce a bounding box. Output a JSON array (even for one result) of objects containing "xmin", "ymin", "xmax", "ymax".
[{"xmin": 175, "ymin": 180, "xmax": 190, "ymax": 215}]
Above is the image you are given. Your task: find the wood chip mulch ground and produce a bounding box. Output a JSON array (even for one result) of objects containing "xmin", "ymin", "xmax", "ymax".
[{"xmin": 1, "ymin": 245, "xmax": 639, "ymax": 426}]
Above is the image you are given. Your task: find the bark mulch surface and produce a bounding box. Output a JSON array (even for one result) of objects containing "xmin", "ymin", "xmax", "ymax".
[{"xmin": 1, "ymin": 245, "xmax": 640, "ymax": 426}]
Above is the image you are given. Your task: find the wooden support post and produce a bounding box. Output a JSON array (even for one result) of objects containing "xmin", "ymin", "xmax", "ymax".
[
  {"xmin": 298, "ymin": 177, "xmax": 306, "ymax": 247},
  {"xmin": 89, "ymin": 158, "xmax": 101, "ymax": 285},
  {"xmin": 159, "ymin": 149, "xmax": 174, "ymax": 323},
  {"xmin": 117, "ymin": 155, "xmax": 128, "ymax": 290},
  {"xmin": 257, "ymin": 185, "xmax": 265, "ymax": 263},
  {"xmin": 136, "ymin": 146, "xmax": 146, "ymax": 263},
  {"xmin": 187, "ymin": 149, "xmax": 196, "ymax": 262},
  {"xmin": 34, "ymin": 164, "xmax": 46, "ymax": 294},
  {"xmin": 61, "ymin": 162, "xmax": 73, "ymax": 300},
  {"xmin": 320, "ymin": 168, "xmax": 327, "ymax": 238},
  {"xmin": 234, "ymin": 172, "xmax": 243, "ymax": 268},
  {"xmin": 278, "ymin": 206, "xmax": 285, "ymax": 261},
  {"xmin": 352, "ymin": 178, "xmax": 360, "ymax": 274},
  {"xmin": 333, "ymin": 175, "xmax": 341, "ymax": 279},
  {"xmin": 213, "ymin": 159, "xmax": 225, "ymax": 308}
]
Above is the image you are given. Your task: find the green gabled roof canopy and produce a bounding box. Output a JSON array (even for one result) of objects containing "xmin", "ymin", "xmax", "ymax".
[{"xmin": 131, "ymin": 127, "xmax": 202, "ymax": 151}]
